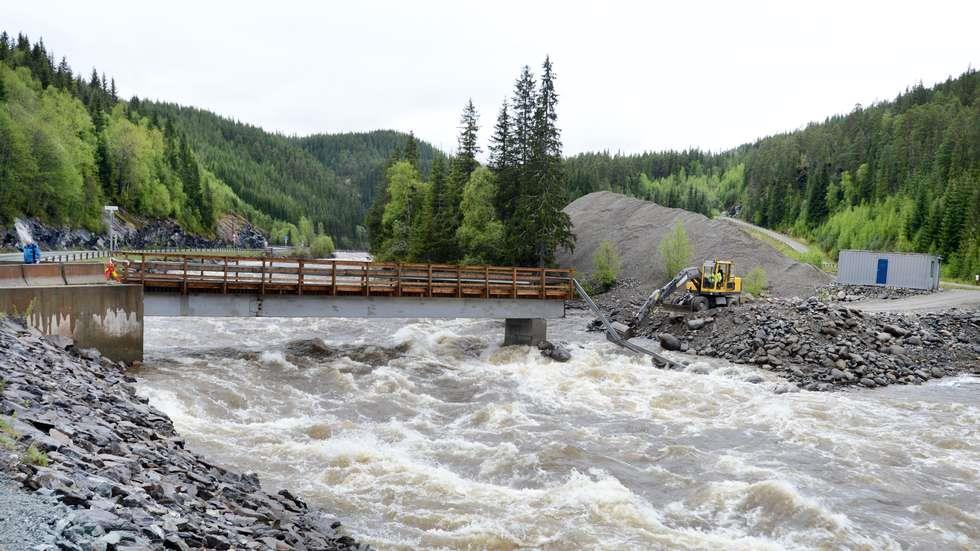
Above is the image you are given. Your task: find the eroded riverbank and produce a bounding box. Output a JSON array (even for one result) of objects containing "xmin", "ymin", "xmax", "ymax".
[{"xmin": 137, "ymin": 315, "xmax": 980, "ymax": 549}]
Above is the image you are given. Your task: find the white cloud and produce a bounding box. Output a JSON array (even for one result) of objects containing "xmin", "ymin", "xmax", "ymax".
[{"xmin": 4, "ymin": 0, "xmax": 977, "ymax": 155}]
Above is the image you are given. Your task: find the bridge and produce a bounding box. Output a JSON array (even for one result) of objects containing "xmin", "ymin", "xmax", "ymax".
[
  {"xmin": 0, "ymin": 252, "xmax": 576, "ymax": 360},
  {"xmin": 117, "ymin": 252, "xmax": 574, "ymax": 346}
]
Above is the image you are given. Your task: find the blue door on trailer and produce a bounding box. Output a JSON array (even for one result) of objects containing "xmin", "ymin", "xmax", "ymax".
[{"xmin": 876, "ymin": 258, "xmax": 888, "ymax": 285}]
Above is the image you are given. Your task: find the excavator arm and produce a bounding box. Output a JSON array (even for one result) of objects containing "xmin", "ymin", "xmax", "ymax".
[{"xmin": 622, "ymin": 266, "xmax": 702, "ymax": 338}]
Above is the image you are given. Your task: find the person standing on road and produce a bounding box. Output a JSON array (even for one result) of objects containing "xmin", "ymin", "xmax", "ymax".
[{"xmin": 16, "ymin": 242, "xmax": 41, "ymax": 264}]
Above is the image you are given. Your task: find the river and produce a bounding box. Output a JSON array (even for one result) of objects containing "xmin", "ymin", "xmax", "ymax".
[{"xmin": 136, "ymin": 314, "xmax": 979, "ymax": 550}]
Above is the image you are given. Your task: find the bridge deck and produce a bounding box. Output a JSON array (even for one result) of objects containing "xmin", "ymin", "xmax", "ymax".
[{"xmin": 117, "ymin": 252, "xmax": 576, "ymax": 300}]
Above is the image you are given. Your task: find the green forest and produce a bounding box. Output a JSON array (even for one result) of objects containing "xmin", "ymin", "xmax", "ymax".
[
  {"xmin": 367, "ymin": 58, "xmax": 574, "ymax": 266},
  {"xmin": 0, "ymin": 32, "xmax": 436, "ymax": 249},
  {"xmin": 1, "ymin": 30, "xmax": 976, "ymax": 276},
  {"xmin": 564, "ymin": 69, "xmax": 980, "ymax": 279}
]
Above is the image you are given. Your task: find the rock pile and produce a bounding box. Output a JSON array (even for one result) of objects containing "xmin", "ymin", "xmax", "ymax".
[
  {"xmin": 629, "ymin": 298, "xmax": 980, "ymax": 390},
  {"xmin": 2, "ymin": 215, "xmax": 268, "ymax": 252},
  {"xmin": 821, "ymin": 283, "xmax": 933, "ymax": 303},
  {"xmin": 0, "ymin": 317, "xmax": 369, "ymax": 550}
]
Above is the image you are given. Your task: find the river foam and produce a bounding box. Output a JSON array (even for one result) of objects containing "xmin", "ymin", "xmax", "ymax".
[{"xmin": 137, "ymin": 315, "xmax": 980, "ymax": 549}]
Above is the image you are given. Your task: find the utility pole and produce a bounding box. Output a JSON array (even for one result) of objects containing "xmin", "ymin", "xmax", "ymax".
[{"xmin": 104, "ymin": 206, "xmax": 118, "ymax": 256}]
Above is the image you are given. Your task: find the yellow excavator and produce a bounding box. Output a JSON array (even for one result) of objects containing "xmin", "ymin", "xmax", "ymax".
[
  {"xmin": 572, "ymin": 260, "xmax": 743, "ymax": 366},
  {"xmin": 618, "ymin": 259, "xmax": 742, "ymax": 338}
]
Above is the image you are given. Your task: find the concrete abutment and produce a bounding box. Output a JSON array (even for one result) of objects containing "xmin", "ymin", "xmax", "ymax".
[
  {"xmin": 504, "ymin": 318, "xmax": 547, "ymax": 347},
  {"xmin": 0, "ymin": 284, "xmax": 143, "ymax": 363}
]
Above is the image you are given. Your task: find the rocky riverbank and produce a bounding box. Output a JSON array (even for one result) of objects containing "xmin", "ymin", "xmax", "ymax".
[
  {"xmin": 0, "ymin": 316, "xmax": 368, "ymax": 550},
  {"xmin": 1, "ymin": 215, "xmax": 267, "ymax": 252},
  {"xmin": 593, "ymin": 293, "xmax": 980, "ymax": 391}
]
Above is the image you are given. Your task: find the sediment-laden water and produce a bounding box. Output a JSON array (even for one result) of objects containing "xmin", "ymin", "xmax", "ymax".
[{"xmin": 137, "ymin": 315, "xmax": 979, "ymax": 550}]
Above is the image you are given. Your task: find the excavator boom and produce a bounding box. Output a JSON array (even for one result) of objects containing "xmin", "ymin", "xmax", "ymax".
[{"xmin": 625, "ymin": 266, "xmax": 702, "ymax": 337}]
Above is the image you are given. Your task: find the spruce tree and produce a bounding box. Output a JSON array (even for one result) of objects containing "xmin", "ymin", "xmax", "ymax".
[
  {"xmin": 489, "ymin": 100, "xmax": 519, "ymax": 226},
  {"xmin": 402, "ymin": 131, "xmax": 419, "ymax": 170},
  {"xmin": 512, "ymin": 66, "xmax": 536, "ymax": 167},
  {"xmin": 457, "ymin": 99, "xmax": 480, "ymax": 175},
  {"xmin": 513, "ymin": 56, "xmax": 574, "ymax": 265}
]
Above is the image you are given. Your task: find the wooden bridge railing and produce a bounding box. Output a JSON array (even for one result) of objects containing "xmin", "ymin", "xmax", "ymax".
[{"xmin": 115, "ymin": 252, "xmax": 575, "ymax": 300}]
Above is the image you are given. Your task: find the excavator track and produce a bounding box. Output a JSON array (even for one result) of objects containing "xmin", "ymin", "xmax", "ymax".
[{"xmin": 572, "ymin": 278, "xmax": 683, "ymax": 369}]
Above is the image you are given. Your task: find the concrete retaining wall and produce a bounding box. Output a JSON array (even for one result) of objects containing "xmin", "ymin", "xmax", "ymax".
[
  {"xmin": 0, "ymin": 284, "xmax": 143, "ymax": 363},
  {"xmin": 0, "ymin": 262, "xmax": 107, "ymax": 287}
]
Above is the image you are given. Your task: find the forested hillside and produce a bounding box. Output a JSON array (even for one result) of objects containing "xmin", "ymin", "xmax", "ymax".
[
  {"xmin": 0, "ymin": 33, "xmax": 237, "ymax": 235},
  {"xmin": 297, "ymin": 130, "xmax": 438, "ymax": 213},
  {"xmin": 564, "ymin": 69, "xmax": 980, "ymax": 279},
  {"xmin": 0, "ymin": 31, "xmax": 343, "ymax": 247}
]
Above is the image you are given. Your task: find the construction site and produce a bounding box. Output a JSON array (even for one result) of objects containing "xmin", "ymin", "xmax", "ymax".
[{"xmin": 559, "ymin": 192, "xmax": 980, "ymax": 390}]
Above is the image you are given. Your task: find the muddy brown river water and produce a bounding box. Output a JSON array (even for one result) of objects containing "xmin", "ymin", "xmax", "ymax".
[{"xmin": 137, "ymin": 315, "xmax": 979, "ymax": 550}]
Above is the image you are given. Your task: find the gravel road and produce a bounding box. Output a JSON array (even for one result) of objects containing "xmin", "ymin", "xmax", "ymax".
[
  {"xmin": 719, "ymin": 216, "xmax": 811, "ymax": 254},
  {"xmin": 0, "ymin": 471, "xmax": 63, "ymax": 550},
  {"xmin": 852, "ymin": 289, "xmax": 980, "ymax": 313}
]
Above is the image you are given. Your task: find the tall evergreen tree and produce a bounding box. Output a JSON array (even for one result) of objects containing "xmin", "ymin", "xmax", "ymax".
[
  {"xmin": 513, "ymin": 56, "xmax": 575, "ymax": 265},
  {"xmin": 512, "ymin": 66, "xmax": 536, "ymax": 168},
  {"xmin": 402, "ymin": 131, "xmax": 419, "ymax": 170},
  {"xmin": 457, "ymin": 99, "xmax": 480, "ymax": 175},
  {"xmin": 489, "ymin": 99, "xmax": 519, "ymax": 224}
]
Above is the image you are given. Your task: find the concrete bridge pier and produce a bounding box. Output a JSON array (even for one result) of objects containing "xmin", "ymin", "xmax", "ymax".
[{"xmin": 504, "ymin": 318, "xmax": 547, "ymax": 346}]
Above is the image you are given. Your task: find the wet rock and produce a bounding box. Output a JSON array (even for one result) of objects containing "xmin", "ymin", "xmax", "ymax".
[
  {"xmin": 657, "ymin": 333, "xmax": 682, "ymax": 351},
  {"xmin": 686, "ymin": 318, "xmax": 706, "ymax": 330},
  {"xmin": 538, "ymin": 341, "xmax": 572, "ymax": 362}
]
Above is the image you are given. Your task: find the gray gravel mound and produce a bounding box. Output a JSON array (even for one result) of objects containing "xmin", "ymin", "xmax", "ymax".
[{"xmin": 558, "ymin": 191, "xmax": 830, "ymax": 297}]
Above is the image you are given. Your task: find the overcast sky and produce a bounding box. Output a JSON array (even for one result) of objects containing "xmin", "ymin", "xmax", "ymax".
[{"xmin": 5, "ymin": 0, "xmax": 978, "ymax": 156}]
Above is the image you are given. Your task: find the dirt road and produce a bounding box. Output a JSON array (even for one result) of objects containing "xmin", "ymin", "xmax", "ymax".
[
  {"xmin": 853, "ymin": 289, "xmax": 980, "ymax": 313},
  {"xmin": 719, "ymin": 216, "xmax": 810, "ymax": 254}
]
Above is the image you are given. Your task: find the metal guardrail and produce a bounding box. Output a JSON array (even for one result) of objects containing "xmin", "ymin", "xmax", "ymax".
[
  {"xmin": 41, "ymin": 251, "xmax": 109, "ymax": 263},
  {"xmin": 116, "ymin": 252, "xmax": 576, "ymax": 300}
]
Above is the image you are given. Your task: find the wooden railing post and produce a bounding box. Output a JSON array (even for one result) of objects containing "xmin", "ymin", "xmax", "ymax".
[
  {"xmin": 140, "ymin": 254, "xmax": 146, "ymax": 286},
  {"xmin": 540, "ymin": 269, "xmax": 546, "ymax": 299},
  {"xmin": 427, "ymin": 265, "xmax": 433, "ymax": 297},
  {"xmin": 512, "ymin": 268, "xmax": 517, "ymax": 299},
  {"xmin": 396, "ymin": 263, "xmax": 402, "ymax": 297},
  {"xmin": 456, "ymin": 265, "xmax": 462, "ymax": 298},
  {"xmin": 363, "ymin": 263, "xmax": 369, "ymax": 296},
  {"xmin": 260, "ymin": 258, "xmax": 266, "ymax": 295},
  {"xmin": 484, "ymin": 266, "xmax": 489, "ymax": 298},
  {"xmin": 182, "ymin": 257, "xmax": 188, "ymax": 295},
  {"xmin": 331, "ymin": 260, "xmax": 337, "ymax": 296},
  {"xmin": 222, "ymin": 256, "xmax": 228, "ymax": 294},
  {"xmin": 298, "ymin": 259, "xmax": 304, "ymax": 296}
]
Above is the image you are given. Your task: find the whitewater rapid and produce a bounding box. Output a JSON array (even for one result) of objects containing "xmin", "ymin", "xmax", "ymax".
[{"xmin": 137, "ymin": 315, "xmax": 979, "ymax": 550}]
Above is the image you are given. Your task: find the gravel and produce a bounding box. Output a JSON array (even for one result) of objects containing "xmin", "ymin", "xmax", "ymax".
[
  {"xmin": 0, "ymin": 471, "xmax": 66, "ymax": 550},
  {"xmin": 557, "ymin": 191, "xmax": 831, "ymax": 297}
]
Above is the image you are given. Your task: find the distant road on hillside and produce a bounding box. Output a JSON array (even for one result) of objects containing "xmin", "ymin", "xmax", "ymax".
[{"xmin": 719, "ymin": 216, "xmax": 810, "ymax": 254}]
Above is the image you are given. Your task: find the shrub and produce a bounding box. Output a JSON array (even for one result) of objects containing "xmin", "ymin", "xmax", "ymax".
[
  {"xmin": 743, "ymin": 266, "xmax": 768, "ymax": 296},
  {"xmin": 310, "ymin": 235, "xmax": 336, "ymax": 258},
  {"xmin": 658, "ymin": 222, "xmax": 693, "ymax": 277},
  {"xmin": 22, "ymin": 443, "xmax": 49, "ymax": 466},
  {"xmin": 796, "ymin": 249, "xmax": 825, "ymax": 269},
  {"xmin": 591, "ymin": 240, "xmax": 622, "ymax": 292}
]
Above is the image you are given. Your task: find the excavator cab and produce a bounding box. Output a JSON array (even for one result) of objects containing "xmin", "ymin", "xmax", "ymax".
[{"xmin": 692, "ymin": 260, "xmax": 739, "ymax": 294}]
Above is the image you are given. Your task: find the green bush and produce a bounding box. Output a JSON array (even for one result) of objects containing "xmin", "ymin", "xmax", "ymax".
[
  {"xmin": 590, "ymin": 240, "xmax": 622, "ymax": 292},
  {"xmin": 658, "ymin": 222, "xmax": 693, "ymax": 277},
  {"xmin": 743, "ymin": 266, "xmax": 768, "ymax": 296},
  {"xmin": 310, "ymin": 235, "xmax": 336, "ymax": 258},
  {"xmin": 22, "ymin": 443, "xmax": 49, "ymax": 466}
]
